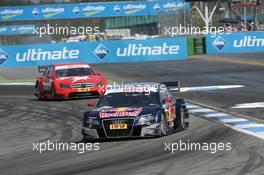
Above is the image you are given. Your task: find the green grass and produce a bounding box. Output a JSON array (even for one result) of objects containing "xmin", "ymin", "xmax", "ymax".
[
  {"xmin": 108, "ymin": 79, "xmax": 123, "ymax": 85},
  {"xmin": 0, "ymin": 76, "xmax": 5, "ymax": 81}
]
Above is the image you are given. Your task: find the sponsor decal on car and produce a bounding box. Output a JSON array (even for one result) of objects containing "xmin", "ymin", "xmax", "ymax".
[
  {"xmin": 77, "ymin": 88, "xmax": 90, "ymax": 92},
  {"xmin": 167, "ymin": 105, "xmax": 176, "ymax": 122},
  {"xmin": 99, "ymin": 110, "xmax": 142, "ymax": 118},
  {"xmin": 110, "ymin": 123, "xmax": 127, "ymax": 130},
  {"xmin": 101, "ymin": 107, "xmax": 143, "ymax": 112},
  {"xmin": 105, "ymin": 86, "xmax": 158, "ymax": 94}
]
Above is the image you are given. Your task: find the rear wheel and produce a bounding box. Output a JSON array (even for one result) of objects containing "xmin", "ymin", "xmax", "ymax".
[{"xmin": 176, "ymin": 99, "xmax": 190, "ymax": 130}]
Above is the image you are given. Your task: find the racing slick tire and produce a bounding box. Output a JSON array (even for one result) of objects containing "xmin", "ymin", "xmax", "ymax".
[
  {"xmin": 51, "ymin": 83, "xmax": 57, "ymax": 100},
  {"xmin": 35, "ymin": 81, "xmax": 44, "ymax": 100},
  {"xmin": 176, "ymin": 99, "xmax": 190, "ymax": 130},
  {"xmin": 159, "ymin": 112, "xmax": 168, "ymax": 136}
]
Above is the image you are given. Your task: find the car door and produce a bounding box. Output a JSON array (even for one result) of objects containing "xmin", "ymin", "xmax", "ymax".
[
  {"xmin": 42, "ymin": 66, "xmax": 54, "ymax": 92},
  {"xmin": 159, "ymin": 85, "xmax": 176, "ymax": 127}
]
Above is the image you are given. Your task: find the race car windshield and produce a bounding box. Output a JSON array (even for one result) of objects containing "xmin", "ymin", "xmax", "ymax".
[
  {"xmin": 56, "ymin": 68, "xmax": 94, "ymax": 78},
  {"xmin": 97, "ymin": 92, "xmax": 160, "ymax": 107}
]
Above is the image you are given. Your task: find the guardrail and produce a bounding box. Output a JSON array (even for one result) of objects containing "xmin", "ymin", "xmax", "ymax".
[
  {"xmin": 0, "ymin": 25, "xmax": 35, "ymax": 35},
  {"xmin": 188, "ymin": 31, "xmax": 263, "ymax": 56},
  {"xmin": 1, "ymin": 31, "xmax": 263, "ymax": 68},
  {"xmin": 0, "ymin": 0, "xmax": 190, "ymax": 21},
  {"xmin": 206, "ymin": 31, "xmax": 264, "ymax": 54},
  {"xmin": 0, "ymin": 37, "xmax": 188, "ymax": 68}
]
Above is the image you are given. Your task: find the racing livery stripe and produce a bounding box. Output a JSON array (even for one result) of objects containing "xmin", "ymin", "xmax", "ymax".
[{"xmin": 186, "ymin": 103, "xmax": 264, "ymax": 140}]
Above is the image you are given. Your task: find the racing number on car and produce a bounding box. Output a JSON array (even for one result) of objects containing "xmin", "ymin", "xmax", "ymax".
[
  {"xmin": 110, "ymin": 124, "xmax": 127, "ymax": 130},
  {"xmin": 78, "ymin": 88, "xmax": 90, "ymax": 92}
]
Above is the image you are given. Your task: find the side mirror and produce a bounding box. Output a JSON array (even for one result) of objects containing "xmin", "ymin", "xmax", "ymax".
[
  {"xmin": 164, "ymin": 97, "xmax": 173, "ymax": 103},
  {"xmin": 87, "ymin": 102, "xmax": 95, "ymax": 107},
  {"xmin": 96, "ymin": 72, "xmax": 102, "ymax": 76}
]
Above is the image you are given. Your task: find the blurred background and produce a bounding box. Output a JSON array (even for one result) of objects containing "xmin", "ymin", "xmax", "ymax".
[{"xmin": 0, "ymin": 0, "xmax": 263, "ymax": 47}]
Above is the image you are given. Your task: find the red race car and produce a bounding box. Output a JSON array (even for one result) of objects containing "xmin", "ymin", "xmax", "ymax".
[{"xmin": 35, "ymin": 63, "xmax": 108, "ymax": 100}]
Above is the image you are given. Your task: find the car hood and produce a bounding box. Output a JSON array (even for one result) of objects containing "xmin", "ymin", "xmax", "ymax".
[
  {"xmin": 89, "ymin": 106, "xmax": 162, "ymax": 119},
  {"xmin": 57, "ymin": 75, "xmax": 100, "ymax": 84}
]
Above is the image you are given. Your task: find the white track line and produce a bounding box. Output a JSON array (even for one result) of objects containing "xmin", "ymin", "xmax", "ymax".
[
  {"xmin": 219, "ymin": 118, "xmax": 249, "ymax": 123},
  {"xmin": 186, "ymin": 103, "xmax": 264, "ymax": 140},
  {"xmin": 189, "ymin": 108, "xmax": 214, "ymax": 113},
  {"xmin": 175, "ymin": 85, "xmax": 245, "ymax": 92},
  {"xmin": 231, "ymin": 102, "xmax": 264, "ymax": 109},
  {"xmin": 258, "ymin": 132, "xmax": 264, "ymax": 136},
  {"xmin": 233, "ymin": 124, "xmax": 264, "ymax": 129},
  {"xmin": 203, "ymin": 113, "xmax": 231, "ymax": 118},
  {"xmin": 186, "ymin": 104, "xmax": 200, "ymax": 109},
  {"xmin": 229, "ymin": 126, "xmax": 264, "ymax": 140},
  {"xmin": 0, "ymin": 82, "xmax": 35, "ymax": 85}
]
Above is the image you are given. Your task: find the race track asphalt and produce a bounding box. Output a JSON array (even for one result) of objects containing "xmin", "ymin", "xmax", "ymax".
[{"xmin": 0, "ymin": 53, "xmax": 264, "ymax": 175}]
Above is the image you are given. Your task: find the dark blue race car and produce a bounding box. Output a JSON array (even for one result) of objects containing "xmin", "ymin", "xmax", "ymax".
[{"xmin": 82, "ymin": 82, "xmax": 190, "ymax": 140}]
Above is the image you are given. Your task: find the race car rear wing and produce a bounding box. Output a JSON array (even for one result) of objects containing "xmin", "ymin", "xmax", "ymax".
[
  {"xmin": 38, "ymin": 65, "xmax": 49, "ymax": 73},
  {"xmin": 162, "ymin": 81, "xmax": 181, "ymax": 91}
]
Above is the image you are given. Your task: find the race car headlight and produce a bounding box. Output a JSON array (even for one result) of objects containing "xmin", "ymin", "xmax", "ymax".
[
  {"xmin": 85, "ymin": 117, "xmax": 100, "ymax": 126},
  {"xmin": 138, "ymin": 114, "xmax": 156, "ymax": 125},
  {"xmin": 59, "ymin": 83, "xmax": 70, "ymax": 88}
]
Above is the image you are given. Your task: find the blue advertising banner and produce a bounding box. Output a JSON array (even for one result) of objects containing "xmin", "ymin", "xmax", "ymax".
[
  {"xmin": 0, "ymin": 25, "xmax": 35, "ymax": 35},
  {"xmin": 206, "ymin": 32, "xmax": 264, "ymax": 54},
  {"xmin": 0, "ymin": 0, "xmax": 190, "ymax": 21},
  {"xmin": 0, "ymin": 37, "xmax": 187, "ymax": 68}
]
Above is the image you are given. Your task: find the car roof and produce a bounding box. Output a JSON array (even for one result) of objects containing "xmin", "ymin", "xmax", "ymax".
[
  {"xmin": 108, "ymin": 82, "xmax": 162, "ymax": 87},
  {"xmin": 53, "ymin": 62, "xmax": 92, "ymax": 70},
  {"xmin": 120, "ymin": 82, "xmax": 161, "ymax": 86},
  {"xmin": 53, "ymin": 62, "xmax": 91, "ymax": 67}
]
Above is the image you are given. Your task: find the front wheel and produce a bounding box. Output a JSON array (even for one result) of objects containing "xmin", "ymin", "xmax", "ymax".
[
  {"xmin": 35, "ymin": 81, "xmax": 44, "ymax": 100},
  {"xmin": 159, "ymin": 113, "xmax": 168, "ymax": 136},
  {"xmin": 51, "ymin": 84, "xmax": 57, "ymax": 100}
]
